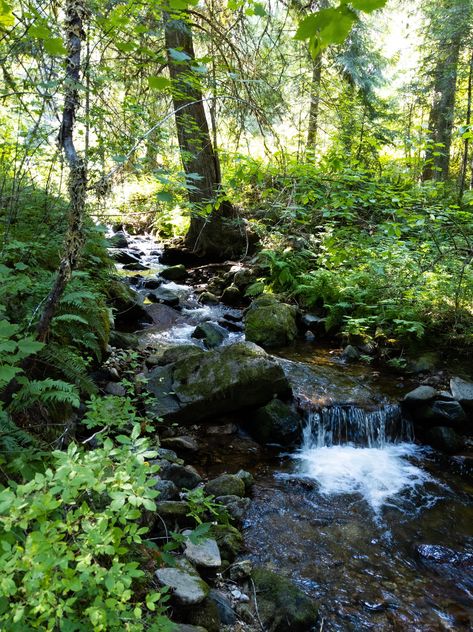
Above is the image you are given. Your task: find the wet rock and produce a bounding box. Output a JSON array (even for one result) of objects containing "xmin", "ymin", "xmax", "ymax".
[
  {"xmin": 199, "ymin": 291, "xmax": 219, "ymax": 306},
  {"xmin": 205, "ymin": 474, "xmax": 245, "ymax": 498},
  {"xmin": 450, "ymin": 377, "xmax": 473, "ymax": 409},
  {"xmin": 424, "ymin": 426, "xmax": 464, "ymax": 453},
  {"xmin": 160, "ymin": 264, "xmax": 188, "ymax": 281},
  {"xmin": 209, "ymin": 589, "xmax": 236, "ymax": 625},
  {"xmin": 155, "ymin": 560, "xmax": 209, "ymax": 606},
  {"xmin": 161, "ymin": 436, "xmax": 199, "ymax": 452},
  {"xmin": 215, "ymin": 495, "xmax": 251, "ymax": 522},
  {"xmin": 218, "ymin": 318, "xmax": 243, "ymax": 333},
  {"xmin": 429, "ymin": 400, "xmax": 467, "ymax": 427},
  {"xmin": 406, "ymin": 352, "xmax": 438, "ymax": 374},
  {"xmin": 245, "ymin": 296, "xmax": 298, "ymax": 347},
  {"xmin": 153, "ymin": 477, "xmax": 179, "ymax": 501},
  {"xmin": 185, "ymin": 597, "xmax": 220, "ymax": 632},
  {"xmin": 251, "ymin": 568, "xmax": 318, "ymax": 632},
  {"xmin": 229, "ymin": 560, "xmax": 253, "ymax": 581},
  {"xmin": 403, "ymin": 385, "xmax": 437, "ymax": 404},
  {"xmin": 159, "ymin": 462, "xmax": 203, "ymax": 489},
  {"xmin": 246, "ymin": 398, "xmax": 302, "ymax": 446},
  {"xmin": 300, "ymin": 313, "xmax": 326, "ymax": 336},
  {"xmin": 109, "ymin": 331, "xmax": 139, "ymax": 350},
  {"xmin": 183, "ymin": 530, "xmax": 221, "ymax": 568},
  {"xmin": 109, "ymin": 231, "xmax": 128, "ymax": 248},
  {"xmin": 104, "ymin": 382, "xmax": 126, "ymax": 397},
  {"xmin": 147, "ymin": 288, "xmax": 180, "ymax": 307},
  {"xmin": 122, "ymin": 262, "xmax": 150, "ymax": 271},
  {"xmin": 109, "ymin": 249, "xmax": 140, "ymax": 265},
  {"xmin": 211, "ymin": 524, "xmax": 243, "ymax": 562},
  {"xmin": 192, "ymin": 322, "xmax": 227, "ymax": 349},
  {"xmin": 144, "ymin": 304, "xmax": 183, "ymax": 329},
  {"xmin": 221, "ymin": 284, "xmax": 242, "ymax": 306},
  {"xmin": 342, "ymin": 345, "xmax": 361, "ymax": 362},
  {"xmin": 146, "ymin": 341, "xmax": 291, "ymax": 424},
  {"xmin": 416, "ymin": 544, "xmax": 473, "ymax": 566},
  {"xmin": 141, "ymin": 277, "xmax": 162, "ymax": 290}
]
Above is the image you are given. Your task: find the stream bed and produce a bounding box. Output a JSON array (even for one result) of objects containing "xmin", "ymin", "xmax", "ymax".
[{"xmin": 115, "ymin": 232, "xmax": 473, "ymax": 631}]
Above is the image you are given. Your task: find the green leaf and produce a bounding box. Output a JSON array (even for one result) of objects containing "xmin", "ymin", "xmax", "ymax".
[
  {"xmin": 0, "ymin": 320, "xmax": 19, "ymax": 338},
  {"xmin": 351, "ymin": 0, "xmax": 387, "ymax": 13},
  {"xmin": 253, "ymin": 3, "xmax": 267, "ymax": 17},
  {"xmin": 0, "ymin": 0, "xmax": 14, "ymax": 28},
  {"xmin": 16, "ymin": 338, "xmax": 45, "ymax": 355},
  {"xmin": 44, "ymin": 37, "xmax": 67, "ymax": 56},
  {"xmin": 148, "ymin": 76, "xmax": 171, "ymax": 90},
  {"xmin": 0, "ymin": 365, "xmax": 22, "ymax": 386},
  {"xmin": 157, "ymin": 191, "xmax": 174, "ymax": 203}
]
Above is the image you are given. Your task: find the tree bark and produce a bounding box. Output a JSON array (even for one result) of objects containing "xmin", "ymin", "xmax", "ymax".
[
  {"xmin": 306, "ymin": 51, "xmax": 322, "ymax": 155},
  {"xmin": 459, "ymin": 50, "xmax": 473, "ymax": 200},
  {"xmin": 36, "ymin": 0, "xmax": 87, "ymax": 340},
  {"xmin": 164, "ymin": 12, "xmax": 248, "ymax": 260}
]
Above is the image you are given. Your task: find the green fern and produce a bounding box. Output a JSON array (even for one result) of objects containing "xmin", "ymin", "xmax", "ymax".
[
  {"xmin": 10, "ymin": 378, "xmax": 80, "ymax": 414},
  {"xmin": 39, "ymin": 344, "xmax": 98, "ymax": 396},
  {"xmin": 0, "ymin": 409, "xmax": 38, "ymax": 453}
]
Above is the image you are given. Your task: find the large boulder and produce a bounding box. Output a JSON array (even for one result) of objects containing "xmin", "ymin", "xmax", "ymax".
[
  {"xmin": 450, "ymin": 377, "xmax": 473, "ymax": 410},
  {"xmin": 251, "ymin": 568, "xmax": 318, "ymax": 631},
  {"xmin": 245, "ymin": 296, "xmax": 298, "ymax": 347},
  {"xmin": 246, "ymin": 398, "xmax": 302, "ymax": 446},
  {"xmin": 424, "ymin": 426, "xmax": 464, "ymax": 454},
  {"xmin": 106, "ymin": 279, "xmax": 153, "ymax": 330},
  {"xmin": 160, "ymin": 264, "xmax": 188, "ymax": 281},
  {"xmin": 192, "ymin": 322, "xmax": 227, "ymax": 349},
  {"xmin": 146, "ymin": 342, "xmax": 291, "ymax": 424}
]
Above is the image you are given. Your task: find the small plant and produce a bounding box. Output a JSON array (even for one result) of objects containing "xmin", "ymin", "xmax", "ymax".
[{"xmin": 184, "ymin": 487, "xmax": 230, "ymax": 526}]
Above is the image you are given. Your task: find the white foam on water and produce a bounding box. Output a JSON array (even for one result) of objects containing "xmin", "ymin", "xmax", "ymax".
[{"xmin": 294, "ymin": 443, "xmax": 431, "ymax": 513}]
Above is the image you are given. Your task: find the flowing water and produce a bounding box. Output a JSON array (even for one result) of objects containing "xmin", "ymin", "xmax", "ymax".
[{"xmin": 116, "ymin": 233, "xmax": 473, "ymax": 631}]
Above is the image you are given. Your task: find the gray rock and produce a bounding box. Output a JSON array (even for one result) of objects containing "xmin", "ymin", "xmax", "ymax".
[
  {"xmin": 209, "ymin": 589, "xmax": 236, "ymax": 625},
  {"xmin": 148, "ymin": 344, "xmax": 203, "ymax": 367},
  {"xmin": 192, "ymin": 322, "xmax": 227, "ymax": 349},
  {"xmin": 236, "ymin": 469, "xmax": 254, "ymax": 491},
  {"xmin": 156, "ymin": 448, "xmax": 183, "ymax": 464},
  {"xmin": 424, "ymin": 426, "xmax": 464, "ymax": 454},
  {"xmin": 215, "ymin": 495, "xmax": 251, "ymax": 522},
  {"xmin": 221, "ymin": 284, "xmax": 241, "ymax": 306},
  {"xmin": 110, "ymin": 249, "xmax": 140, "ymax": 265},
  {"xmin": 247, "ymin": 399, "xmax": 302, "ymax": 446},
  {"xmin": 205, "ymin": 474, "xmax": 245, "ymax": 498},
  {"xmin": 146, "ymin": 341, "xmax": 290, "ymax": 424},
  {"xmin": 450, "ymin": 377, "xmax": 473, "ymax": 408},
  {"xmin": 183, "ymin": 530, "xmax": 222, "ymax": 568},
  {"xmin": 153, "ymin": 477, "xmax": 179, "ymax": 501},
  {"xmin": 155, "ymin": 565, "xmax": 209, "ymax": 606},
  {"xmin": 159, "ymin": 462, "xmax": 203, "ymax": 489},
  {"xmin": 233, "ymin": 268, "xmax": 255, "ymax": 289},
  {"xmin": 300, "ymin": 313, "xmax": 326, "ymax": 335},
  {"xmin": 123, "ymin": 262, "xmax": 149, "ymax": 271},
  {"xmin": 403, "ymin": 385, "xmax": 437, "ymax": 404},
  {"xmin": 342, "ymin": 345, "xmax": 361, "ymax": 362},
  {"xmin": 245, "ymin": 296, "xmax": 298, "ymax": 347},
  {"xmin": 109, "ymin": 331, "xmax": 139, "ymax": 350},
  {"xmin": 161, "ymin": 436, "xmax": 199, "ymax": 452},
  {"xmin": 185, "ymin": 597, "xmax": 220, "ymax": 632},
  {"xmin": 160, "ymin": 264, "xmax": 188, "ymax": 281},
  {"xmin": 104, "ymin": 382, "xmax": 126, "ymax": 397},
  {"xmin": 147, "ymin": 288, "xmax": 180, "ymax": 307}
]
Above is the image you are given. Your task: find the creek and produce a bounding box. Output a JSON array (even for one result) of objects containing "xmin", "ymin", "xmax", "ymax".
[{"xmin": 115, "ymin": 232, "xmax": 473, "ymax": 631}]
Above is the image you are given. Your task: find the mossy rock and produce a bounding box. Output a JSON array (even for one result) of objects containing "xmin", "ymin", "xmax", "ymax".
[
  {"xmin": 185, "ymin": 597, "xmax": 220, "ymax": 632},
  {"xmin": 245, "ymin": 298, "xmax": 298, "ymax": 347},
  {"xmin": 211, "ymin": 524, "xmax": 243, "ymax": 562},
  {"xmin": 251, "ymin": 568, "xmax": 318, "ymax": 631},
  {"xmin": 247, "ymin": 398, "xmax": 302, "ymax": 446}
]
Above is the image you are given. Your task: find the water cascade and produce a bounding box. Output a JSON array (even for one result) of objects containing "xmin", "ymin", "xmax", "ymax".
[{"xmin": 295, "ymin": 404, "xmax": 431, "ymax": 513}]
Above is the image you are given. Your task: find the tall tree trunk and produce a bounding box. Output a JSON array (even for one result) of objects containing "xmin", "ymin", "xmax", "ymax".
[
  {"xmin": 306, "ymin": 51, "xmax": 322, "ymax": 155},
  {"xmin": 164, "ymin": 12, "xmax": 247, "ymax": 259},
  {"xmin": 36, "ymin": 0, "xmax": 87, "ymax": 340},
  {"xmin": 459, "ymin": 50, "xmax": 473, "ymax": 200}
]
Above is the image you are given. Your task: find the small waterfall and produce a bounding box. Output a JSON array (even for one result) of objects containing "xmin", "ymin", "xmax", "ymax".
[{"xmin": 302, "ymin": 404, "xmax": 413, "ymax": 449}]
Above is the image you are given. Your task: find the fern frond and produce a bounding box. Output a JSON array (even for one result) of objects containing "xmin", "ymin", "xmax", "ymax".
[
  {"xmin": 0, "ymin": 409, "xmax": 38, "ymax": 452},
  {"xmin": 39, "ymin": 344, "xmax": 98, "ymax": 396},
  {"xmin": 10, "ymin": 379, "xmax": 80, "ymax": 414}
]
